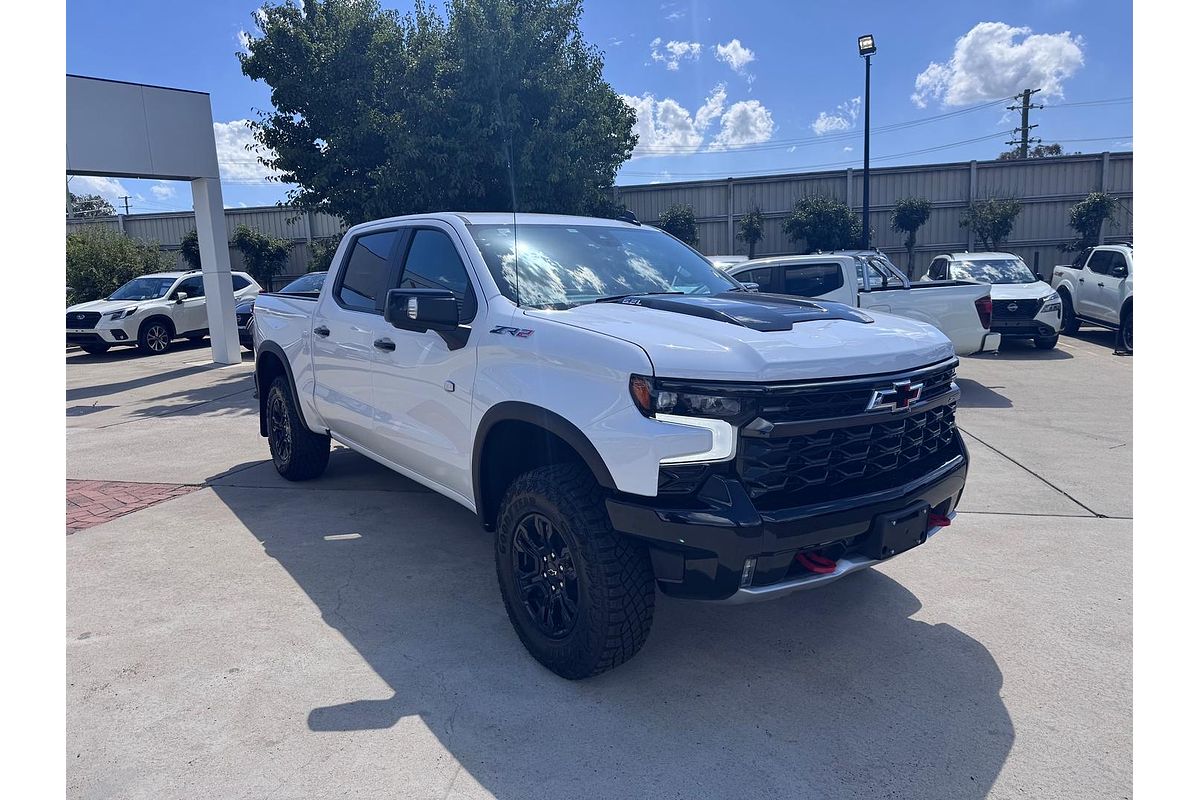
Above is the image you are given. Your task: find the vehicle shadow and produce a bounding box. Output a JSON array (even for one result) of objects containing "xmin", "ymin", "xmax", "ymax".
[
  {"xmin": 954, "ymin": 378, "xmax": 1013, "ymax": 409},
  {"xmin": 974, "ymin": 339, "xmax": 1073, "ymax": 361},
  {"xmin": 121, "ymin": 371, "xmax": 258, "ymax": 420},
  {"xmin": 208, "ymin": 479, "xmax": 1014, "ymax": 799},
  {"xmin": 65, "ymin": 336, "xmax": 213, "ymax": 363},
  {"xmin": 1067, "ymin": 328, "xmax": 1122, "ymax": 350}
]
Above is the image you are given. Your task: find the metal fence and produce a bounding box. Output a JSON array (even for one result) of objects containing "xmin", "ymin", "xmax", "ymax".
[{"xmin": 615, "ymin": 151, "xmax": 1133, "ymax": 279}]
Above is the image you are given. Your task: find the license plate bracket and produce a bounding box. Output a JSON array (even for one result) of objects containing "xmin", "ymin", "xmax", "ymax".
[{"xmin": 868, "ymin": 503, "xmax": 930, "ymax": 560}]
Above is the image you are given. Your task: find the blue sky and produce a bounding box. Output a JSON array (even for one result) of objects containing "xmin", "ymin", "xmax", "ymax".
[{"xmin": 66, "ymin": 0, "xmax": 1132, "ymax": 212}]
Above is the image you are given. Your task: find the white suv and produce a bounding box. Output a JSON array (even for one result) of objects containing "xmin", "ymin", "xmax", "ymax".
[{"xmin": 67, "ymin": 271, "xmax": 260, "ymax": 355}]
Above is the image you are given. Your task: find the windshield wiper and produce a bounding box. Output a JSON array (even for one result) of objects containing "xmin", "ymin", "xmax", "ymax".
[{"xmin": 594, "ymin": 291, "xmax": 684, "ymax": 304}]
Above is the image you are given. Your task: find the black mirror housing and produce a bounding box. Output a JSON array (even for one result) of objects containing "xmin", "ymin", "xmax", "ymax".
[{"xmin": 384, "ymin": 288, "xmax": 459, "ymax": 332}]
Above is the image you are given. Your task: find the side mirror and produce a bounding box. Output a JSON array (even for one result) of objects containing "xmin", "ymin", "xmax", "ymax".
[
  {"xmin": 174, "ymin": 291, "xmax": 189, "ymax": 303},
  {"xmin": 1111, "ymin": 265, "xmax": 1128, "ymax": 279},
  {"xmin": 384, "ymin": 288, "xmax": 459, "ymax": 332},
  {"xmin": 741, "ymin": 282, "xmax": 761, "ymax": 293}
]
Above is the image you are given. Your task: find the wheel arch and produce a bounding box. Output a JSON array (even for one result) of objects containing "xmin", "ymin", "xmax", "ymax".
[
  {"xmin": 139, "ymin": 313, "xmax": 175, "ymax": 339},
  {"xmin": 255, "ymin": 341, "xmax": 309, "ymax": 438},
  {"xmin": 472, "ymin": 402, "xmax": 618, "ymax": 531}
]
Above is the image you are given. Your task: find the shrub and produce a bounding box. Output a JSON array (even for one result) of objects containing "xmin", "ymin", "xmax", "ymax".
[
  {"xmin": 783, "ymin": 196, "xmax": 862, "ymax": 253},
  {"xmin": 307, "ymin": 233, "xmax": 345, "ymax": 272},
  {"xmin": 960, "ymin": 197, "xmax": 1022, "ymax": 251},
  {"xmin": 66, "ymin": 228, "xmax": 173, "ymax": 305},
  {"xmin": 890, "ymin": 197, "xmax": 932, "ymax": 277},
  {"xmin": 737, "ymin": 208, "xmax": 764, "ymax": 258},
  {"xmin": 231, "ymin": 225, "xmax": 292, "ymax": 290},
  {"xmin": 657, "ymin": 204, "xmax": 699, "ymax": 246}
]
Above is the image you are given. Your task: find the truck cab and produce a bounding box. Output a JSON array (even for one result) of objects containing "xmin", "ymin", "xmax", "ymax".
[{"xmin": 1050, "ymin": 244, "xmax": 1133, "ymax": 351}]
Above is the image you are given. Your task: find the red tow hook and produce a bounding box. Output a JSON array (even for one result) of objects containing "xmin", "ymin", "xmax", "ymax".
[
  {"xmin": 928, "ymin": 513, "xmax": 952, "ymax": 529},
  {"xmin": 796, "ymin": 552, "xmax": 838, "ymax": 574}
]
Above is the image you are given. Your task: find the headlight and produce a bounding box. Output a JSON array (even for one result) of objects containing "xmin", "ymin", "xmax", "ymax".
[
  {"xmin": 629, "ymin": 375, "xmax": 744, "ymax": 419},
  {"xmin": 1040, "ymin": 294, "xmax": 1061, "ymax": 311},
  {"xmin": 106, "ymin": 307, "xmax": 137, "ymax": 320}
]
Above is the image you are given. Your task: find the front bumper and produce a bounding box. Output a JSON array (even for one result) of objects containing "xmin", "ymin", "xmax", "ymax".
[
  {"xmin": 66, "ymin": 326, "xmax": 133, "ymax": 345},
  {"xmin": 607, "ymin": 433, "xmax": 969, "ymax": 602},
  {"xmin": 990, "ymin": 304, "xmax": 1062, "ymax": 338}
]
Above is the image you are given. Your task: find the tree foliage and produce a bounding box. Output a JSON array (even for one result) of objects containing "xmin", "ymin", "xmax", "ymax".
[
  {"xmin": 1066, "ymin": 192, "xmax": 1119, "ymax": 251},
  {"xmin": 736, "ymin": 208, "xmax": 764, "ymax": 259},
  {"xmin": 68, "ymin": 192, "xmax": 116, "ymax": 218},
  {"xmin": 66, "ymin": 229, "xmax": 173, "ymax": 305},
  {"xmin": 308, "ymin": 233, "xmax": 345, "ymax": 272},
  {"xmin": 239, "ymin": 0, "xmax": 636, "ymax": 225},
  {"xmin": 998, "ymin": 142, "xmax": 1071, "ymax": 160},
  {"xmin": 656, "ymin": 204, "xmax": 698, "ymax": 246},
  {"xmin": 890, "ymin": 197, "xmax": 932, "ymax": 276},
  {"xmin": 783, "ymin": 196, "xmax": 862, "ymax": 253},
  {"xmin": 231, "ymin": 225, "xmax": 292, "ymax": 289},
  {"xmin": 179, "ymin": 228, "xmax": 203, "ymax": 270},
  {"xmin": 960, "ymin": 197, "xmax": 1022, "ymax": 250}
]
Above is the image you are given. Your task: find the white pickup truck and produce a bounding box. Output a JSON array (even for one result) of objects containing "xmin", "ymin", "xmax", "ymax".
[
  {"xmin": 727, "ymin": 252, "xmax": 999, "ymax": 356},
  {"xmin": 1050, "ymin": 244, "xmax": 1133, "ymax": 352},
  {"xmin": 253, "ymin": 212, "xmax": 970, "ymax": 678}
]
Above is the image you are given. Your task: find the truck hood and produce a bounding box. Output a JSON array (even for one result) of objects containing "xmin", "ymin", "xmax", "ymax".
[
  {"xmin": 988, "ymin": 281, "xmax": 1055, "ymax": 301},
  {"xmin": 66, "ymin": 298, "xmax": 147, "ymax": 314},
  {"xmin": 525, "ymin": 293, "xmax": 954, "ymax": 381}
]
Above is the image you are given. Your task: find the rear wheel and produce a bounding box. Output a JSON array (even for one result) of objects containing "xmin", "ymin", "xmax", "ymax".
[
  {"xmin": 1034, "ymin": 333, "xmax": 1059, "ymax": 350},
  {"xmin": 1059, "ymin": 291, "xmax": 1080, "ymax": 335},
  {"xmin": 495, "ymin": 463, "xmax": 655, "ymax": 679},
  {"xmin": 138, "ymin": 319, "xmax": 173, "ymax": 355},
  {"xmin": 267, "ymin": 376, "xmax": 330, "ymax": 480},
  {"xmin": 79, "ymin": 343, "xmax": 110, "ymax": 355},
  {"xmin": 1118, "ymin": 308, "xmax": 1133, "ymax": 353}
]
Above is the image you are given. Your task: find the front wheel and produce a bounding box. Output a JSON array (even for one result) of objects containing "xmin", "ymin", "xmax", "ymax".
[
  {"xmin": 1059, "ymin": 291, "xmax": 1080, "ymax": 335},
  {"xmin": 138, "ymin": 320, "xmax": 173, "ymax": 355},
  {"xmin": 1117, "ymin": 309, "xmax": 1133, "ymax": 353},
  {"xmin": 266, "ymin": 376, "xmax": 330, "ymax": 480},
  {"xmin": 1034, "ymin": 333, "xmax": 1059, "ymax": 350},
  {"xmin": 495, "ymin": 463, "xmax": 655, "ymax": 679}
]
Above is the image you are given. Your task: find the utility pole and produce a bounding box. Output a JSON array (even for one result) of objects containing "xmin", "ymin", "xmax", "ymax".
[
  {"xmin": 1006, "ymin": 88, "xmax": 1043, "ymax": 158},
  {"xmin": 119, "ymin": 195, "xmax": 132, "ymax": 215}
]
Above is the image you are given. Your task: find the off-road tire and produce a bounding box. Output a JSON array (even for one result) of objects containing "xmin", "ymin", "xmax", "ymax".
[
  {"xmin": 1059, "ymin": 291, "xmax": 1080, "ymax": 335},
  {"xmin": 80, "ymin": 343, "xmax": 110, "ymax": 355},
  {"xmin": 1034, "ymin": 333, "xmax": 1059, "ymax": 350},
  {"xmin": 138, "ymin": 318, "xmax": 174, "ymax": 355},
  {"xmin": 266, "ymin": 375, "xmax": 330, "ymax": 480},
  {"xmin": 1118, "ymin": 308, "xmax": 1133, "ymax": 353},
  {"xmin": 495, "ymin": 463, "xmax": 655, "ymax": 679}
]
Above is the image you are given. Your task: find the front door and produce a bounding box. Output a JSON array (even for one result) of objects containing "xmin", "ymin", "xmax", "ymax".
[
  {"xmin": 171, "ymin": 275, "xmax": 208, "ymax": 335},
  {"xmin": 310, "ymin": 228, "xmax": 402, "ymax": 448},
  {"xmin": 1093, "ymin": 251, "xmax": 1128, "ymax": 325},
  {"xmin": 1077, "ymin": 250, "xmax": 1112, "ymax": 318},
  {"xmin": 371, "ymin": 224, "xmax": 482, "ymax": 502}
]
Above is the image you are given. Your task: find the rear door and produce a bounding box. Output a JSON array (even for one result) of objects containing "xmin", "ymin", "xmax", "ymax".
[
  {"xmin": 310, "ymin": 228, "xmax": 403, "ymax": 448},
  {"xmin": 370, "ymin": 223, "xmax": 482, "ymax": 501}
]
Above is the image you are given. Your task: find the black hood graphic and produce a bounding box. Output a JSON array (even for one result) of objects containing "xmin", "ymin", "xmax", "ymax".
[{"xmin": 600, "ymin": 292, "xmax": 873, "ymax": 332}]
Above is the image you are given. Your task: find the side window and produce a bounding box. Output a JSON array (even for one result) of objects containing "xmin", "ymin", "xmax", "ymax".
[
  {"xmin": 1087, "ymin": 250, "xmax": 1113, "ymax": 276},
  {"xmin": 399, "ymin": 229, "xmax": 478, "ymax": 322},
  {"xmin": 176, "ymin": 276, "xmax": 205, "ymax": 298},
  {"xmin": 336, "ymin": 230, "xmax": 399, "ymax": 313},
  {"xmin": 739, "ymin": 267, "xmax": 775, "ymax": 291},
  {"xmin": 1109, "ymin": 252, "xmax": 1129, "ymax": 275},
  {"xmin": 784, "ymin": 263, "xmax": 844, "ymax": 297},
  {"xmin": 932, "ymin": 258, "xmax": 950, "ymax": 280},
  {"xmin": 232, "ymin": 274, "xmax": 251, "ymax": 290}
]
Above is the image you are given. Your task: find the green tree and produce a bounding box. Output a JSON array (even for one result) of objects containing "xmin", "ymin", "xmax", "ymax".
[
  {"xmin": 239, "ymin": 0, "xmax": 636, "ymax": 225},
  {"xmin": 307, "ymin": 233, "xmax": 345, "ymax": 272},
  {"xmin": 231, "ymin": 225, "xmax": 292, "ymax": 290},
  {"xmin": 736, "ymin": 208, "xmax": 764, "ymax": 259},
  {"xmin": 67, "ymin": 191, "xmax": 116, "ymax": 218},
  {"xmin": 66, "ymin": 229, "xmax": 173, "ymax": 305},
  {"xmin": 960, "ymin": 197, "xmax": 1022, "ymax": 251},
  {"xmin": 179, "ymin": 228, "xmax": 203, "ymax": 270},
  {"xmin": 656, "ymin": 204, "xmax": 698, "ymax": 246},
  {"xmin": 783, "ymin": 196, "xmax": 862, "ymax": 253},
  {"xmin": 998, "ymin": 142, "xmax": 1071, "ymax": 160},
  {"xmin": 1067, "ymin": 192, "xmax": 1119, "ymax": 252},
  {"xmin": 890, "ymin": 197, "xmax": 932, "ymax": 277}
]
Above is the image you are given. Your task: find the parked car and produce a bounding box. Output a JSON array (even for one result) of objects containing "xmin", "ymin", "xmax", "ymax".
[
  {"xmin": 708, "ymin": 255, "xmax": 749, "ymax": 269},
  {"xmin": 237, "ymin": 271, "xmax": 327, "ymax": 350},
  {"xmin": 67, "ymin": 271, "xmax": 261, "ymax": 355},
  {"xmin": 1051, "ymin": 244, "xmax": 1133, "ymax": 351},
  {"xmin": 253, "ymin": 212, "xmax": 971, "ymax": 678},
  {"xmin": 727, "ymin": 252, "xmax": 1000, "ymax": 356},
  {"xmin": 924, "ymin": 252, "xmax": 1062, "ymax": 350}
]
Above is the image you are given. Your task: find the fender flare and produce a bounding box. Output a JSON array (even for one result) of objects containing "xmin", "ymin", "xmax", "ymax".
[
  {"xmin": 471, "ymin": 401, "xmax": 618, "ymax": 516},
  {"xmin": 254, "ymin": 340, "xmax": 312, "ymax": 437}
]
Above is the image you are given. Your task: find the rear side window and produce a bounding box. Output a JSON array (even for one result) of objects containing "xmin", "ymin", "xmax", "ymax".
[
  {"xmin": 784, "ymin": 263, "xmax": 844, "ymax": 297},
  {"xmin": 399, "ymin": 229, "xmax": 478, "ymax": 322},
  {"xmin": 232, "ymin": 275, "xmax": 251, "ymax": 290},
  {"xmin": 336, "ymin": 230, "xmax": 399, "ymax": 313},
  {"xmin": 1087, "ymin": 250, "xmax": 1113, "ymax": 275},
  {"xmin": 928, "ymin": 258, "xmax": 949, "ymax": 280},
  {"xmin": 738, "ymin": 267, "xmax": 775, "ymax": 292}
]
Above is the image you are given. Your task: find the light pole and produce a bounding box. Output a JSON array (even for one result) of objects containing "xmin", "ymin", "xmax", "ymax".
[{"xmin": 858, "ymin": 34, "xmax": 875, "ymax": 250}]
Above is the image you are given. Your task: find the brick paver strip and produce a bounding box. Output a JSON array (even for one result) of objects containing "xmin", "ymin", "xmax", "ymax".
[{"xmin": 66, "ymin": 480, "xmax": 200, "ymax": 534}]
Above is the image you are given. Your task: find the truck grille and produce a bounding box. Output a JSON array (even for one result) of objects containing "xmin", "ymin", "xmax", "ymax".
[
  {"xmin": 992, "ymin": 298, "xmax": 1041, "ymax": 320},
  {"xmin": 66, "ymin": 311, "xmax": 101, "ymax": 330}
]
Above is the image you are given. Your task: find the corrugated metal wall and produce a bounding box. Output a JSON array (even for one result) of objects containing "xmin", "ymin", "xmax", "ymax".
[
  {"xmin": 66, "ymin": 207, "xmax": 346, "ymax": 283},
  {"xmin": 618, "ymin": 151, "xmax": 1133, "ymax": 279}
]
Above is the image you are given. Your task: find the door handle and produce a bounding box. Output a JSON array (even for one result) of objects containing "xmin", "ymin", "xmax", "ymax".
[
  {"xmin": 313, "ymin": 325, "xmax": 330, "ymax": 337},
  {"xmin": 1097, "ymin": 282, "xmax": 1105, "ymax": 288},
  {"xmin": 373, "ymin": 338, "xmax": 396, "ymax": 352}
]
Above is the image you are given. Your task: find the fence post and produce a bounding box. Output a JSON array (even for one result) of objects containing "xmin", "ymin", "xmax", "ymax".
[
  {"xmin": 846, "ymin": 168, "xmax": 854, "ymax": 207},
  {"xmin": 726, "ymin": 177, "xmax": 735, "ymax": 254},
  {"xmin": 1098, "ymin": 152, "xmax": 1111, "ymax": 243},
  {"xmin": 116, "ymin": 214, "xmax": 126, "ymax": 235},
  {"xmin": 966, "ymin": 160, "xmax": 977, "ymax": 251}
]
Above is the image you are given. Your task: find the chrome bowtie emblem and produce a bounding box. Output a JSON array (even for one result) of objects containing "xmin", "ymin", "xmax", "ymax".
[{"xmin": 867, "ymin": 380, "xmax": 924, "ymax": 413}]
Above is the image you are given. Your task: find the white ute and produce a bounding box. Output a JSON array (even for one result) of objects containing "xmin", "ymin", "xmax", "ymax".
[
  {"xmin": 925, "ymin": 252, "xmax": 1062, "ymax": 350},
  {"xmin": 727, "ymin": 252, "xmax": 1000, "ymax": 356},
  {"xmin": 1051, "ymin": 244, "xmax": 1133, "ymax": 352},
  {"xmin": 66, "ymin": 270, "xmax": 261, "ymax": 355},
  {"xmin": 253, "ymin": 213, "xmax": 972, "ymax": 678}
]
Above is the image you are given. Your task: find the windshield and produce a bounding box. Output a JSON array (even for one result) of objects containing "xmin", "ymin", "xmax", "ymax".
[
  {"xmin": 108, "ymin": 277, "xmax": 177, "ymax": 301},
  {"xmin": 469, "ymin": 224, "xmax": 739, "ymax": 309},
  {"xmin": 280, "ymin": 272, "xmax": 326, "ymax": 293},
  {"xmin": 950, "ymin": 258, "xmax": 1036, "ymax": 284}
]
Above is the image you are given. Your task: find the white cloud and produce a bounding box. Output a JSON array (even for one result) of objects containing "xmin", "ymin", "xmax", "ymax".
[
  {"xmin": 650, "ymin": 38, "xmax": 701, "ymax": 70},
  {"xmin": 212, "ymin": 119, "xmax": 281, "ymax": 183},
  {"xmin": 666, "ymin": 11, "xmax": 684, "ymax": 21},
  {"xmin": 912, "ymin": 21, "xmax": 1084, "ymax": 108},
  {"xmin": 713, "ymin": 39, "xmax": 755, "ymax": 76},
  {"xmin": 810, "ymin": 96, "xmax": 862, "ymax": 135},
  {"xmin": 69, "ymin": 175, "xmax": 133, "ymax": 209},
  {"xmin": 150, "ymin": 182, "xmax": 177, "ymax": 200},
  {"xmin": 621, "ymin": 85, "xmax": 727, "ymax": 157},
  {"xmin": 709, "ymin": 100, "xmax": 774, "ymax": 151}
]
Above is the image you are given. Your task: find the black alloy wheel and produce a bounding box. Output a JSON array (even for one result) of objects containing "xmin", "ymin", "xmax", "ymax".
[{"xmin": 511, "ymin": 512, "xmax": 580, "ymax": 639}]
